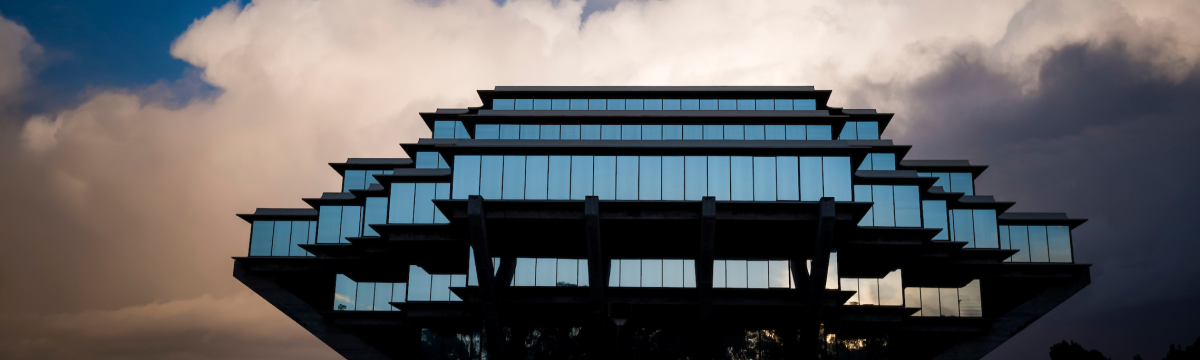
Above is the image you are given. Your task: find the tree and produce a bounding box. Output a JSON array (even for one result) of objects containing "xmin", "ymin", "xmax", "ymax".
[{"xmin": 1050, "ymin": 340, "xmax": 1111, "ymax": 360}]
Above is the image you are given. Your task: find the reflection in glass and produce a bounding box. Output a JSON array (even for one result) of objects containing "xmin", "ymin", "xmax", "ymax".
[
  {"xmin": 807, "ymin": 125, "xmax": 832, "ymax": 140},
  {"xmin": 859, "ymin": 278, "xmax": 879, "ymax": 305},
  {"xmin": 747, "ymin": 261, "xmax": 769, "ymax": 289},
  {"xmin": 601, "ymin": 125, "xmax": 621, "ymax": 140},
  {"xmin": 500, "ymin": 125, "xmax": 520, "ymax": 139},
  {"xmin": 684, "ymin": 260, "xmax": 696, "ymax": 287},
  {"xmin": 973, "ymin": 209, "xmax": 999, "ymax": 248},
  {"xmin": 745, "ymin": 125, "xmax": 765, "ymax": 140},
  {"xmin": 374, "ymin": 283, "xmax": 393, "ymax": 311},
  {"xmin": 642, "ymin": 259, "xmax": 663, "ymax": 287},
  {"xmin": 872, "ymin": 186, "xmax": 895, "ymax": 226},
  {"xmin": 662, "ymin": 156, "xmax": 684, "ymax": 200},
  {"xmin": 570, "ymin": 99, "xmax": 588, "ymax": 110},
  {"xmin": 940, "ymin": 288, "xmax": 959, "ymax": 316},
  {"xmin": 905, "ymin": 288, "xmax": 922, "ymax": 315},
  {"xmin": 920, "ymin": 288, "xmax": 940, "ymax": 316},
  {"xmin": 541, "ymin": 125, "xmax": 560, "ymax": 140},
  {"xmin": 409, "ymin": 265, "xmax": 432, "ymax": 301},
  {"xmin": 431, "ymin": 275, "xmax": 451, "ymax": 301},
  {"xmin": 290, "ymin": 221, "xmax": 311, "ymax": 256},
  {"xmin": 753, "ymin": 157, "xmax": 777, "ymax": 201},
  {"xmin": 626, "ymin": 99, "xmax": 643, "ymax": 110},
  {"xmin": 250, "ymin": 221, "xmax": 274, "ymax": 256},
  {"xmin": 794, "ymin": 99, "xmax": 817, "ymax": 110},
  {"xmin": 774, "ymin": 99, "xmax": 793, "ymax": 110},
  {"xmin": 766, "ymin": 125, "xmax": 785, "ymax": 140},
  {"xmin": 621, "ymin": 259, "xmax": 641, "ymax": 287},
  {"xmin": 363, "ymin": 197, "xmax": 388, "ymax": 236},
  {"xmin": 617, "ymin": 156, "xmax": 639, "ymax": 200},
  {"xmin": 1047, "ymin": 226, "xmax": 1073, "ymax": 262},
  {"xmin": 594, "ymin": 156, "xmax": 616, "ymax": 200},
  {"xmin": 786, "ymin": 125, "xmax": 806, "ymax": 140},
  {"xmin": 557, "ymin": 259, "xmax": 578, "ymax": 286},
  {"xmin": 642, "ymin": 125, "xmax": 662, "ymax": 140},
  {"xmin": 519, "ymin": 124, "xmax": 539, "ymax": 140},
  {"xmin": 663, "ymin": 125, "xmax": 683, "ymax": 140},
  {"xmin": 768, "ymin": 260, "xmax": 789, "ymax": 288},
  {"xmin": 525, "ymin": 156, "xmax": 549, "ymax": 200},
  {"xmin": 668, "ymin": 99, "xmax": 685, "ymax": 110},
  {"xmin": 416, "ymin": 152, "xmax": 441, "ymax": 169},
  {"xmin": 414, "ymin": 183, "xmax": 437, "ymax": 223},
  {"xmin": 857, "ymin": 121, "xmax": 879, "ymax": 140},
  {"xmin": 536, "ymin": 258, "xmax": 557, "ymax": 286},
  {"xmin": 589, "ymin": 99, "xmax": 606, "ymax": 110},
  {"xmin": 343, "ymin": 170, "xmax": 365, "ymax": 192},
  {"xmin": 452, "ymin": 156, "xmax": 481, "ymax": 199},
  {"xmin": 713, "ymin": 260, "xmax": 726, "ymax": 288},
  {"xmin": 726, "ymin": 260, "xmax": 747, "ymax": 288},
  {"xmin": 776, "ymin": 157, "xmax": 799, "ymax": 201},
  {"xmin": 800, "ymin": 157, "xmax": 823, "ymax": 201},
  {"xmin": 855, "ymin": 185, "xmax": 873, "ymax": 226},
  {"xmin": 609, "ymin": 259, "xmax": 620, "ymax": 287},
  {"xmin": 578, "ymin": 259, "xmax": 589, "ymax": 287},
  {"xmin": 390, "ymin": 183, "xmax": 416, "ymax": 223},
  {"xmin": 476, "ymin": 125, "xmax": 499, "ymax": 139},
  {"xmin": 534, "ymin": 99, "xmax": 551, "ymax": 110},
  {"xmin": 340, "ymin": 206, "xmax": 361, "ymax": 243},
  {"xmin": 950, "ymin": 173, "xmax": 974, "ymax": 195},
  {"xmin": 334, "ymin": 274, "xmax": 357, "ymax": 310},
  {"xmin": 608, "ymin": 99, "xmax": 625, "ymax": 111},
  {"xmin": 730, "ymin": 156, "xmax": 754, "ymax": 201},
  {"xmin": 842, "ymin": 279, "xmax": 859, "ymax": 304},
  {"xmin": 480, "ymin": 156, "xmax": 504, "ymax": 199},
  {"xmin": 571, "ymin": 156, "xmax": 594, "ymax": 200},
  {"xmin": 622, "ymin": 124, "xmax": 641, "ymax": 140},
  {"xmin": 639, "ymin": 156, "xmax": 662, "ymax": 200},
  {"xmin": 683, "ymin": 125, "xmax": 703, "ymax": 140},
  {"xmin": 879, "ymin": 270, "xmax": 903, "ymax": 306},
  {"xmin": 704, "ymin": 125, "xmax": 723, "ymax": 139},
  {"xmin": 703, "ymin": 99, "xmax": 721, "ymax": 110},
  {"xmin": 663, "ymin": 259, "xmax": 683, "ymax": 288},
  {"xmin": 959, "ymin": 280, "xmax": 982, "ymax": 317},
  {"xmin": 922, "ymin": 200, "xmax": 949, "ymax": 240},
  {"xmin": 317, "ymin": 206, "xmax": 342, "ymax": 243},
  {"xmin": 581, "ymin": 125, "xmax": 601, "ymax": 140},
  {"xmin": 708, "ymin": 156, "xmax": 731, "ymax": 200},
  {"xmin": 502, "ymin": 156, "xmax": 526, "ymax": 199},
  {"xmin": 952, "ymin": 209, "xmax": 975, "ymax": 247},
  {"xmin": 823, "ymin": 157, "xmax": 853, "ymax": 201},
  {"xmin": 838, "ymin": 122, "xmax": 857, "ymax": 140},
  {"xmin": 515, "ymin": 258, "xmax": 536, "ymax": 286},
  {"xmin": 724, "ymin": 125, "xmax": 744, "ymax": 140},
  {"xmin": 547, "ymin": 156, "xmax": 571, "ymax": 200},
  {"xmin": 515, "ymin": 99, "xmax": 532, "ymax": 110},
  {"xmin": 1028, "ymin": 226, "xmax": 1049, "ymax": 262},
  {"xmin": 561, "ymin": 125, "xmax": 581, "ymax": 139},
  {"xmin": 1008, "ymin": 226, "xmax": 1031, "ymax": 262},
  {"xmin": 894, "ymin": 186, "xmax": 921, "ymax": 227},
  {"xmin": 645, "ymin": 99, "xmax": 663, "ymax": 110}
]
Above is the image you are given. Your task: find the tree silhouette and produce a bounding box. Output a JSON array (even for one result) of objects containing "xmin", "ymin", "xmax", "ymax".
[{"xmin": 1050, "ymin": 340, "xmax": 1110, "ymax": 360}]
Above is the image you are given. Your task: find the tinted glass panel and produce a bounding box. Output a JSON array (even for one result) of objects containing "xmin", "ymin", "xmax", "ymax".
[
  {"xmin": 1009, "ymin": 226, "xmax": 1031, "ymax": 262},
  {"xmin": 593, "ymin": 156, "xmax": 617, "ymax": 200},
  {"xmin": 726, "ymin": 260, "xmax": 747, "ymax": 288},
  {"xmin": 683, "ymin": 125, "xmax": 703, "ymax": 139},
  {"xmin": 747, "ymin": 261, "xmax": 768, "ymax": 288},
  {"xmin": 662, "ymin": 259, "xmax": 683, "ymax": 287},
  {"xmin": 855, "ymin": 185, "xmax": 873, "ymax": 226},
  {"xmin": 685, "ymin": 156, "xmax": 708, "ymax": 200},
  {"xmin": 515, "ymin": 258, "xmax": 536, "ymax": 286},
  {"xmin": 745, "ymin": 125, "xmax": 765, "ymax": 140},
  {"xmin": 724, "ymin": 125, "xmax": 744, "ymax": 140},
  {"xmin": 786, "ymin": 125, "xmax": 806, "ymax": 140},
  {"xmin": 756, "ymin": 99, "xmax": 774, "ymax": 110},
  {"xmin": 607, "ymin": 99, "xmax": 625, "ymax": 110},
  {"xmin": 776, "ymin": 156, "xmax": 799, "ymax": 201},
  {"xmin": 952, "ymin": 209, "xmax": 975, "ymax": 247},
  {"xmin": 250, "ymin": 221, "xmax": 274, "ymax": 256},
  {"xmin": 1028, "ymin": 226, "xmax": 1050, "ymax": 262},
  {"xmin": 642, "ymin": 259, "xmax": 663, "ymax": 287},
  {"xmin": 588, "ymin": 99, "xmax": 606, "ymax": 110},
  {"xmin": 838, "ymin": 122, "xmax": 857, "ymax": 140},
  {"xmin": 390, "ymin": 183, "xmax": 415, "ymax": 223},
  {"xmin": 334, "ymin": 275, "xmax": 356, "ymax": 310},
  {"xmin": 739, "ymin": 99, "xmax": 757, "ymax": 110},
  {"xmin": 534, "ymin": 99, "xmax": 551, "ymax": 110},
  {"xmin": 557, "ymin": 259, "xmax": 579, "ymax": 286},
  {"xmin": 434, "ymin": 183, "xmax": 450, "ymax": 223},
  {"xmin": 408, "ymin": 266, "xmax": 432, "ymax": 301},
  {"xmin": 317, "ymin": 206, "xmax": 341, "ymax": 243},
  {"xmin": 873, "ymin": 186, "xmax": 895, "ymax": 226},
  {"xmin": 753, "ymin": 157, "xmax": 777, "ymax": 201},
  {"xmin": 704, "ymin": 125, "xmax": 723, "ymax": 139},
  {"xmin": 552, "ymin": 99, "xmax": 570, "ymax": 110},
  {"xmin": 872, "ymin": 153, "xmax": 896, "ymax": 170},
  {"xmin": 799, "ymin": 157, "xmax": 823, "ymax": 201},
  {"xmin": 922, "ymin": 200, "xmax": 949, "ymax": 240},
  {"xmin": 713, "ymin": 260, "xmax": 726, "ymax": 288},
  {"xmin": 857, "ymin": 121, "xmax": 879, "ymax": 140},
  {"xmin": 415, "ymin": 152, "xmax": 441, "ymax": 169},
  {"xmin": 626, "ymin": 99, "xmax": 644, "ymax": 110},
  {"xmin": 950, "ymin": 173, "xmax": 974, "ymax": 195},
  {"xmin": 601, "ymin": 125, "xmax": 621, "ymax": 140},
  {"xmin": 571, "ymin": 156, "xmax": 594, "ymax": 200},
  {"xmin": 766, "ymin": 125, "xmax": 785, "ymax": 140},
  {"xmin": 642, "ymin": 125, "xmax": 663, "ymax": 140},
  {"xmin": 339, "ymin": 206, "xmax": 361, "ymax": 243},
  {"xmin": 822, "ymin": 157, "xmax": 853, "ymax": 201},
  {"xmin": 701, "ymin": 99, "xmax": 719, "ymax": 110},
  {"xmin": 502, "ymin": 156, "xmax": 525, "ymax": 199},
  {"xmin": 536, "ymin": 258, "xmax": 557, "ymax": 286},
  {"xmin": 1047, "ymin": 226, "xmax": 1073, "ymax": 262},
  {"xmin": 616, "ymin": 156, "xmax": 639, "ymax": 200},
  {"xmin": 774, "ymin": 99, "xmax": 793, "ymax": 110},
  {"xmin": 524, "ymin": 156, "xmax": 549, "ymax": 200},
  {"xmin": 794, "ymin": 99, "xmax": 816, "ymax": 110},
  {"xmin": 343, "ymin": 170, "xmax": 365, "ymax": 192},
  {"xmin": 581, "ymin": 125, "xmax": 601, "ymax": 139},
  {"xmin": 493, "ymin": 99, "xmax": 514, "ymax": 110},
  {"xmin": 622, "ymin": 125, "xmax": 641, "ymax": 140},
  {"xmin": 547, "ymin": 156, "xmax": 572, "ymax": 200},
  {"xmin": 290, "ymin": 221, "xmax": 311, "ymax": 256},
  {"xmin": 621, "ymin": 259, "xmax": 641, "ymax": 287},
  {"xmin": 541, "ymin": 125, "xmax": 560, "ymax": 139},
  {"xmin": 476, "ymin": 124, "xmax": 499, "ymax": 139},
  {"xmin": 663, "ymin": 125, "xmax": 683, "ymax": 140},
  {"xmin": 479, "ymin": 156, "xmax": 504, "ymax": 199},
  {"xmin": 940, "ymin": 288, "xmax": 959, "ymax": 316},
  {"xmin": 768, "ymin": 260, "xmax": 789, "ymax": 288},
  {"xmin": 500, "ymin": 124, "xmax": 520, "ymax": 139},
  {"xmin": 894, "ymin": 186, "xmax": 921, "ymax": 227},
  {"xmin": 708, "ymin": 156, "xmax": 731, "ymax": 200},
  {"xmin": 374, "ymin": 283, "xmax": 393, "ymax": 311},
  {"xmin": 645, "ymin": 99, "xmax": 663, "ymax": 110},
  {"xmin": 807, "ymin": 125, "xmax": 832, "ymax": 140},
  {"xmin": 921, "ymin": 288, "xmax": 940, "ymax": 316},
  {"xmin": 520, "ymin": 124, "xmax": 539, "ymax": 139},
  {"xmin": 515, "ymin": 99, "xmax": 532, "ymax": 110},
  {"xmin": 973, "ymin": 209, "xmax": 999, "ymax": 248},
  {"xmin": 561, "ymin": 125, "xmax": 581, "ymax": 139},
  {"xmin": 363, "ymin": 197, "xmax": 388, "ymax": 236},
  {"xmin": 570, "ymin": 99, "xmax": 588, "ymax": 110},
  {"xmin": 662, "ymin": 156, "xmax": 685, "ymax": 200},
  {"xmin": 730, "ymin": 156, "xmax": 754, "ymax": 201},
  {"xmin": 639, "ymin": 156, "xmax": 662, "ymax": 200},
  {"xmin": 413, "ymin": 183, "xmax": 436, "ymax": 223},
  {"xmin": 667, "ymin": 99, "xmax": 684, "ymax": 110},
  {"xmin": 433, "ymin": 121, "xmax": 455, "ymax": 139},
  {"xmin": 430, "ymin": 275, "xmax": 451, "ymax": 301}
]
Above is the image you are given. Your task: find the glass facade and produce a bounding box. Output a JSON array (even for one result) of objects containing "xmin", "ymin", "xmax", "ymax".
[
  {"xmin": 389, "ymin": 183, "xmax": 451, "ymax": 224},
  {"xmin": 854, "ymin": 185, "xmax": 922, "ymax": 227},
  {"xmin": 452, "ymin": 155, "xmax": 852, "ymax": 201},
  {"xmin": 837, "ymin": 121, "xmax": 881, "ymax": 140},
  {"xmin": 317, "ymin": 206, "xmax": 362, "ymax": 244},
  {"xmin": 249, "ymin": 220, "xmax": 317, "ymax": 256},
  {"xmin": 903, "ymin": 280, "xmax": 982, "ymax": 317},
  {"xmin": 407, "ymin": 265, "xmax": 468, "ymax": 302},
  {"xmin": 609, "ymin": 259, "xmax": 696, "ymax": 288},
  {"xmin": 474, "ymin": 124, "xmax": 832, "ymax": 141},
  {"xmin": 917, "ymin": 172, "xmax": 974, "ymax": 195},
  {"xmin": 947, "ymin": 209, "xmax": 999, "ymax": 248},
  {"xmin": 999, "ymin": 225, "xmax": 1073, "ymax": 262},
  {"xmin": 333, "ymin": 274, "xmax": 407, "ymax": 311},
  {"xmin": 493, "ymin": 98, "xmax": 817, "ymax": 111},
  {"xmin": 342, "ymin": 169, "xmax": 394, "ymax": 192},
  {"xmin": 857, "ymin": 153, "xmax": 896, "ymax": 171},
  {"xmin": 840, "ymin": 270, "xmax": 903, "ymax": 306}
]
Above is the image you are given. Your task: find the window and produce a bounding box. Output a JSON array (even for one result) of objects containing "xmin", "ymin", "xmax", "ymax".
[
  {"xmin": 432, "ymin": 121, "xmax": 471, "ymax": 139},
  {"xmin": 917, "ymin": 172, "xmax": 974, "ymax": 194},
  {"xmin": 999, "ymin": 225, "xmax": 1073, "ymax": 262},
  {"xmin": 904, "ymin": 280, "xmax": 982, "ymax": 317},
  {"xmin": 249, "ymin": 220, "xmax": 317, "ymax": 256},
  {"xmin": 343, "ymin": 169, "xmax": 394, "ymax": 192},
  {"xmin": 317, "ymin": 206, "xmax": 361, "ymax": 243},
  {"xmin": 857, "ymin": 153, "xmax": 896, "ymax": 171},
  {"xmin": 837, "ymin": 122, "xmax": 880, "ymax": 140},
  {"xmin": 609, "ymin": 259, "xmax": 695, "ymax": 288},
  {"xmin": 855, "ymin": 185, "xmax": 920, "ymax": 227},
  {"xmin": 407, "ymin": 265, "xmax": 467, "ymax": 302},
  {"xmin": 840, "ymin": 270, "xmax": 902, "ymax": 306},
  {"xmin": 333, "ymin": 274, "xmax": 407, "ymax": 311},
  {"xmin": 947, "ymin": 209, "xmax": 998, "ymax": 248}
]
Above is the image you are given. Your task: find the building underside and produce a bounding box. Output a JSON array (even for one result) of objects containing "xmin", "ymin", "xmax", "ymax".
[{"xmin": 234, "ymin": 87, "xmax": 1089, "ymax": 359}]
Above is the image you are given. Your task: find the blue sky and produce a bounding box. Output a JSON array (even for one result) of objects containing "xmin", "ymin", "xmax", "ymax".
[{"xmin": 0, "ymin": 1, "xmax": 233, "ymax": 113}]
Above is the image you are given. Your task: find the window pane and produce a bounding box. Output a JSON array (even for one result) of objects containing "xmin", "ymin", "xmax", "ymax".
[
  {"xmin": 645, "ymin": 99, "xmax": 663, "ymax": 110},
  {"xmin": 859, "ymin": 278, "xmax": 879, "ymax": 305},
  {"xmin": 799, "ymin": 157, "xmax": 823, "ymax": 201},
  {"xmin": 708, "ymin": 156, "xmax": 731, "ymax": 200},
  {"xmin": 502, "ymin": 155, "xmax": 526, "ymax": 199},
  {"xmin": 493, "ymin": 99, "xmax": 514, "ymax": 110},
  {"xmin": 872, "ymin": 153, "xmax": 896, "ymax": 171},
  {"xmin": 920, "ymin": 288, "xmax": 940, "ymax": 316},
  {"xmin": 334, "ymin": 274, "xmax": 357, "ymax": 310},
  {"xmin": 960, "ymin": 280, "xmax": 982, "ymax": 317},
  {"xmin": 413, "ymin": 183, "xmax": 437, "ymax": 223},
  {"xmin": 838, "ymin": 122, "xmax": 857, "ymax": 140},
  {"xmin": 607, "ymin": 99, "xmax": 625, "ymax": 110},
  {"xmin": 940, "ymin": 288, "xmax": 959, "ymax": 316},
  {"xmin": 617, "ymin": 156, "xmax": 640, "ymax": 200},
  {"xmin": 663, "ymin": 125, "xmax": 683, "ymax": 140},
  {"xmin": 662, "ymin": 156, "xmax": 685, "ymax": 200},
  {"xmin": 726, "ymin": 260, "xmax": 747, "ymax": 288},
  {"xmin": 626, "ymin": 99, "xmax": 644, "ymax": 110},
  {"xmin": 340, "ymin": 206, "xmax": 361, "ymax": 242},
  {"xmin": 894, "ymin": 186, "xmax": 921, "ymax": 227},
  {"xmin": 609, "ymin": 259, "xmax": 620, "ymax": 286},
  {"xmin": 858, "ymin": 154, "xmax": 873, "ymax": 171},
  {"xmin": 541, "ymin": 125, "xmax": 560, "ymax": 140},
  {"xmin": 561, "ymin": 125, "xmax": 581, "ymax": 139},
  {"xmin": 842, "ymin": 279, "xmax": 859, "ymax": 304},
  {"xmin": 1028, "ymin": 226, "xmax": 1049, "ymax": 262},
  {"xmin": 736, "ymin": 99, "xmax": 755, "ymax": 110},
  {"xmin": 703, "ymin": 125, "xmax": 723, "ymax": 139},
  {"xmin": 434, "ymin": 183, "xmax": 452, "ymax": 222},
  {"xmin": 730, "ymin": 156, "xmax": 754, "ymax": 201},
  {"xmin": 667, "ymin": 99, "xmax": 685, "ymax": 110},
  {"xmin": 774, "ymin": 99, "xmax": 793, "ymax": 110},
  {"xmin": 570, "ymin": 99, "xmax": 588, "ymax": 110},
  {"xmin": 794, "ymin": 99, "xmax": 817, "ymax": 110},
  {"xmin": 455, "ymin": 121, "xmax": 470, "ymax": 138},
  {"xmin": 747, "ymin": 261, "xmax": 768, "ymax": 289},
  {"xmin": 581, "ymin": 125, "xmax": 601, "ymax": 139},
  {"xmin": 571, "ymin": 156, "xmax": 594, "ymax": 200},
  {"xmin": 1047, "ymin": 226, "xmax": 1073, "ymax": 262},
  {"xmin": 701, "ymin": 99, "xmax": 719, "ymax": 110},
  {"xmin": 807, "ymin": 125, "xmax": 832, "ymax": 140},
  {"xmin": 776, "ymin": 156, "xmax": 799, "ymax": 201},
  {"xmin": 685, "ymin": 156, "xmax": 708, "ymax": 200},
  {"xmin": 536, "ymin": 258, "xmax": 557, "ymax": 286},
  {"xmin": 684, "ymin": 259, "xmax": 696, "ymax": 288},
  {"xmin": 534, "ymin": 99, "xmax": 551, "ymax": 110},
  {"xmin": 639, "ymin": 156, "xmax": 662, "ymax": 200},
  {"xmin": 408, "ymin": 265, "xmax": 432, "ymax": 301},
  {"xmin": 515, "ymin": 99, "xmax": 533, "ymax": 110},
  {"xmin": 724, "ymin": 125, "xmax": 744, "ymax": 140},
  {"xmin": 579, "ymin": 259, "xmax": 589, "ymax": 287},
  {"xmin": 363, "ymin": 197, "xmax": 388, "ymax": 236},
  {"xmin": 822, "ymin": 157, "xmax": 853, "ymax": 201},
  {"xmin": 745, "ymin": 125, "xmax": 765, "ymax": 140},
  {"xmin": 479, "ymin": 156, "xmax": 504, "ymax": 199},
  {"xmin": 391, "ymin": 283, "xmax": 406, "ymax": 303},
  {"xmin": 552, "ymin": 99, "xmax": 570, "ymax": 110},
  {"xmin": 756, "ymin": 99, "xmax": 774, "ymax": 110},
  {"xmin": 786, "ymin": 125, "xmax": 806, "ymax": 140},
  {"xmin": 524, "ymin": 156, "xmax": 549, "ymax": 200},
  {"xmin": 589, "ymin": 99, "xmax": 606, "ymax": 110},
  {"xmin": 663, "ymin": 259, "xmax": 684, "ymax": 287},
  {"xmin": 857, "ymin": 121, "xmax": 879, "ymax": 140},
  {"xmin": 922, "ymin": 200, "xmax": 949, "ymax": 240},
  {"xmin": 430, "ymin": 275, "xmax": 451, "ymax": 301},
  {"xmin": 520, "ymin": 124, "xmax": 540, "ymax": 139},
  {"xmin": 290, "ymin": 221, "xmax": 311, "ymax": 256},
  {"xmin": 713, "ymin": 260, "xmax": 726, "ymax": 288},
  {"xmin": 855, "ymin": 185, "xmax": 873, "ymax": 226},
  {"xmin": 343, "ymin": 170, "xmax": 365, "ymax": 192},
  {"xmin": 374, "ymin": 283, "xmax": 393, "ymax": 311},
  {"xmin": 557, "ymin": 259, "xmax": 579, "ymax": 286},
  {"xmin": 317, "ymin": 206, "xmax": 342, "ymax": 243},
  {"xmin": 683, "ymin": 125, "xmax": 703, "ymax": 139},
  {"xmin": 622, "ymin": 125, "xmax": 641, "ymax": 140},
  {"xmin": 476, "ymin": 124, "xmax": 500, "ymax": 139},
  {"xmin": 593, "ymin": 156, "xmax": 617, "ymax": 200},
  {"xmin": 434, "ymin": 121, "xmax": 455, "ymax": 139},
  {"xmin": 642, "ymin": 125, "xmax": 663, "ymax": 140},
  {"xmin": 766, "ymin": 125, "xmax": 785, "ymax": 140},
  {"xmin": 621, "ymin": 259, "xmax": 641, "ymax": 287},
  {"xmin": 879, "ymin": 270, "xmax": 903, "ymax": 306},
  {"xmin": 768, "ymin": 260, "xmax": 789, "ymax": 288},
  {"xmin": 548, "ymin": 156, "xmax": 572, "ymax": 200},
  {"xmin": 365, "ymin": 170, "xmax": 382, "ymax": 187},
  {"xmin": 753, "ymin": 157, "xmax": 777, "ymax": 201},
  {"xmin": 1009, "ymin": 226, "xmax": 1031, "ymax": 262},
  {"xmin": 642, "ymin": 259, "xmax": 663, "ymax": 287},
  {"xmin": 950, "ymin": 173, "xmax": 974, "ymax": 195},
  {"xmin": 905, "ymin": 288, "xmax": 921, "ymax": 313},
  {"xmin": 250, "ymin": 221, "xmax": 274, "ymax": 256},
  {"xmin": 601, "ymin": 125, "xmax": 621, "ymax": 139},
  {"xmin": 450, "ymin": 275, "xmax": 465, "ymax": 301},
  {"xmin": 973, "ymin": 209, "xmax": 999, "ymax": 248},
  {"xmin": 500, "ymin": 124, "xmax": 520, "ymax": 139},
  {"xmin": 952, "ymin": 209, "xmax": 975, "ymax": 247},
  {"xmin": 932, "ymin": 172, "xmax": 949, "ymax": 190},
  {"xmin": 873, "ymin": 185, "xmax": 895, "ymax": 226},
  {"xmin": 416, "ymin": 152, "xmax": 441, "ymax": 169},
  {"xmin": 515, "ymin": 258, "xmax": 536, "ymax": 286}
]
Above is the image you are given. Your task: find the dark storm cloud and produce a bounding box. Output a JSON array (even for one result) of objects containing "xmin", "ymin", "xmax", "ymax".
[{"xmin": 857, "ymin": 39, "xmax": 1200, "ymax": 359}]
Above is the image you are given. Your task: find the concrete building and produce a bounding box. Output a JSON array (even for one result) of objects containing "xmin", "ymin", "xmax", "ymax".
[{"xmin": 235, "ymin": 86, "xmax": 1089, "ymax": 359}]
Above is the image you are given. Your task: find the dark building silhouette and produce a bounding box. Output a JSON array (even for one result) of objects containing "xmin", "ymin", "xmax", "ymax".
[{"xmin": 234, "ymin": 87, "xmax": 1090, "ymax": 359}]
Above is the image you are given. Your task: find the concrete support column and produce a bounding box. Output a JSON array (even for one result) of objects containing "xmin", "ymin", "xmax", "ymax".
[
  {"xmin": 583, "ymin": 196, "xmax": 607, "ymax": 359},
  {"xmin": 467, "ymin": 196, "xmax": 507, "ymax": 360},
  {"xmin": 802, "ymin": 197, "xmax": 837, "ymax": 359},
  {"xmin": 696, "ymin": 196, "xmax": 718, "ymax": 360}
]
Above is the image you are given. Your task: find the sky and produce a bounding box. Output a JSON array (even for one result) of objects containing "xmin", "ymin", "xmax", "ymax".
[{"xmin": 0, "ymin": 0, "xmax": 1197, "ymax": 359}]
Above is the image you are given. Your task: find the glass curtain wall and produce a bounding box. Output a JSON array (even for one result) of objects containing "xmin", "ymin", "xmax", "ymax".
[
  {"xmin": 452, "ymin": 155, "xmax": 852, "ymax": 201},
  {"xmin": 903, "ymin": 280, "xmax": 983, "ymax": 317},
  {"xmin": 839, "ymin": 270, "xmax": 903, "ymax": 306},
  {"xmin": 999, "ymin": 225, "xmax": 1073, "ymax": 262},
  {"xmin": 608, "ymin": 259, "xmax": 696, "ymax": 288},
  {"xmin": 917, "ymin": 172, "xmax": 974, "ymax": 195},
  {"xmin": 333, "ymin": 274, "xmax": 407, "ymax": 311},
  {"xmin": 249, "ymin": 220, "xmax": 317, "ymax": 256},
  {"xmin": 474, "ymin": 124, "xmax": 833, "ymax": 141},
  {"xmin": 947, "ymin": 209, "xmax": 1000, "ymax": 248},
  {"xmin": 343, "ymin": 169, "xmax": 394, "ymax": 192},
  {"xmin": 493, "ymin": 98, "xmax": 817, "ymax": 111},
  {"xmin": 406, "ymin": 265, "xmax": 468, "ymax": 302},
  {"xmin": 853, "ymin": 185, "xmax": 922, "ymax": 227},
  {"xmin": 837, "ymin": 121, "xmax": 881, "ymax": 140},
  {"xmin": 389, "ymin": 183, "xmax": 451, "ymax": 224}
]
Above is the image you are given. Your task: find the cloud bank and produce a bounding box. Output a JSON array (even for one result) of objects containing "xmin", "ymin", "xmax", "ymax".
[{"xmin": 1, "ymin": 0, "xmax": 1198, "ymax": 358}]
